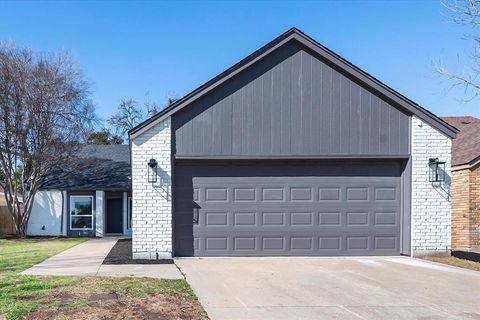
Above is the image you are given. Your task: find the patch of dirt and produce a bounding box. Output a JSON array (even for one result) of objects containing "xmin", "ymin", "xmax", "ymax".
[
  {"xmin": 18, "ymin": 295, "xmax": 37, "ymax": 301},
  {"xmin": 23, "ymin": 294, "xmax": 208, "ymax": 320},
  {"xmin": 54, "ymin": 292, "xmax": 75, "ymax": 304},
  {"xmin": 88, "ymin": 292, "xmax": 118, "ymax": 302}
]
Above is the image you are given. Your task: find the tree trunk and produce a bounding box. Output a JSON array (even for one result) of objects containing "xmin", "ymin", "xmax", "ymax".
[{"xmin": 18, "ymin": 222, "xmax": 27, "ymax": 238}]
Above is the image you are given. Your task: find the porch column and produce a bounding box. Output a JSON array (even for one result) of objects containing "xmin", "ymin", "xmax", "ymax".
[
  {"xmin": 122, "ymin": 192, "xmax": 129, "ymax": 235},
  {"xmin": 95, "ymin": 191, "xmax": 105, "ymax": 237},
  {"xmin": 62, "ymin": 191, "xmax": 68, "ymax": 236}
]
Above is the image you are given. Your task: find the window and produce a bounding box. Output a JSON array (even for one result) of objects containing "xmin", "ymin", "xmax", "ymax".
[
  {"xmin": 127, "ymin": 197, "xmax": 132, "ymax": 230},
  {"xmin": 70, "ymin": 196, "xmax": 94, "ymax": 230}
]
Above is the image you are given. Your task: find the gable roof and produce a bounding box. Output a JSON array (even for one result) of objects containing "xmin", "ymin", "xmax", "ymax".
[
  {"xmin": 130, "ymin": 28, "xmax": 458, "ymax": 140},
  {"xmin": 39, "ymin": 145, "xmax": 130, "ymax": 191},
  {"xmin": 442, "ymin": 116, "xmax": 480, "ymax": 168}
]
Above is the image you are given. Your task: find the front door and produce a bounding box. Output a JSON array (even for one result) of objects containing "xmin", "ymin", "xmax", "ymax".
[{"xmin": 106, "ymin": 198, "xmax": 123, "ymax": 234}]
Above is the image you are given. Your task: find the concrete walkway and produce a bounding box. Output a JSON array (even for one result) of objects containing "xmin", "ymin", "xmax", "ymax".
[
  {"xmin": 177, "ymin": 256, "xmax": 480, "ymax": 320},
  {"xmin": 21, "ymin": 237, "xmax": 182, "ymax": 279}
]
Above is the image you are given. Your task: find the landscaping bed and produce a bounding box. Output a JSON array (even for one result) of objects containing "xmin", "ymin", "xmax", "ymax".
[
  {"xmin": 0, "ymin": 238, "xmax": 207, "ymax": 320},
  {"xmin": 103, "ymin": 238, "xmax": 173, "ymax": 265}
]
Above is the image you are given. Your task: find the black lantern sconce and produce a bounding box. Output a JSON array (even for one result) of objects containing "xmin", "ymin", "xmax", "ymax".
[
  {"xmin": 429, "ymin": 158, "xmax": 446, "ymax": 183},
  {"xmin": 147, "ymin": 158, "xmax": 158, "ymax": 183}
]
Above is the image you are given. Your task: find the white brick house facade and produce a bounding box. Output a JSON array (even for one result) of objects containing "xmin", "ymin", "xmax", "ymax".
[
  {"xmin": 411, "ymin": 116, "xmax": 452, "ymax": 255},
  {"xmin": 131, "ymin": 118, "xmax": 173, "ymax": 259}
]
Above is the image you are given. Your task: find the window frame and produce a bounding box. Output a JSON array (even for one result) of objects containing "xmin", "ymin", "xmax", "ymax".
[
  {"xmin": 69, "ymin": 195, "xmax": 94, "ymax": 231},
  {"xmin": 127, "ymin": 196, "xmax": 132, "ymax": 230}
]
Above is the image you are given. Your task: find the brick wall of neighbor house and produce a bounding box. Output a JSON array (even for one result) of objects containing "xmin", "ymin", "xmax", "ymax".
[
  {"xmin": 470, "ymin": 165, "xmax": 480, "ymax": 247},
  {"xmin": 451, "ymin": 165, "xmax": 480, "ymax": 249},
  {"xmin": 411, "ymin": 116, "xmax": 452, "ymax": 255},
  {"xmin": 131, "ymin": 118, "xmax": 172, "ymax": 259}
]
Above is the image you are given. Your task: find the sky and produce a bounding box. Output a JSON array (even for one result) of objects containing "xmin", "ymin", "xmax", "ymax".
[{"xmin": 0, "ymin": 0, "xmax": 478, "ymax": 127}]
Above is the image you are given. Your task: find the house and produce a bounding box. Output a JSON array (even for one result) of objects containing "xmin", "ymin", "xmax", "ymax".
[
  {"xmin": 442, "ymin": 116, "xmax": 480, "ymax": 250},
  {"xmin": 128, "ymin": 28, "xmax": 458, "ymax": 259},
  {"xmin": 28, "ymin": 145, "xmax": 132, "ymax": 237}
]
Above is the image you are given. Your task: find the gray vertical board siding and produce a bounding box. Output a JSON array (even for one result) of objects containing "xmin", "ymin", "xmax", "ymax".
[{"xmin": 172, "ymin": 41, "xmax": 410, "ymax": 158}]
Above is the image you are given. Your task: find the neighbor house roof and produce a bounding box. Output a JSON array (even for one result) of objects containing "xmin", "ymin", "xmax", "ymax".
[
  {"xmin": 129, "ymin": 27, "xmax": 458, "ymax": 140},
  {"xmin": 442, "ymin": 116, "xmax": 480, "ymax": 168},
  {"xmin": 39, "ymin": 145, "xmax": 130, "ymax": 191}
]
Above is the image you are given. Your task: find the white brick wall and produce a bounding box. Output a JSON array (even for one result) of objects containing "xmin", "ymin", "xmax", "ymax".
[
  {"xmin": 411, "ymin": 116, "xmax": 452, "ymax": 255},
  {"xmin": 131, "ymin": 118, "xmax": 172, "ymax": 259}
]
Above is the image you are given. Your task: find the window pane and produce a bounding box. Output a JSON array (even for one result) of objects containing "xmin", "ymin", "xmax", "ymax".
[
  {"xmin": 71, "ymin": 197, "xmax": 92, "ymax": 216},
  {"xmin": 71, "ymin": 216, "xmax": 93, "ymax": 229}
]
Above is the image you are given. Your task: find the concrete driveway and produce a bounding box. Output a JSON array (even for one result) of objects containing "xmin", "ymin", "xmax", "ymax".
[{"xmin": 176, "ymin": 257, "xmax": 480, "ymax": 320}]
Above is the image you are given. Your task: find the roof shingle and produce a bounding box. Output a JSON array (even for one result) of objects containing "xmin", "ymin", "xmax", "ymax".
[
  {"xmin": 39, "ymin": 145, "xmax": 130, "ymax": 190},
  {"xmin": 442, "ymin": 116, "xmax": 480, "ymax": 167}
]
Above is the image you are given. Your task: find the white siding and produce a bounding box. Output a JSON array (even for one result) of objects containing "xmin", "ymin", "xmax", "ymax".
[
  {"xmin": 95, "ymin": 191, "xmax": 105, "ymax": 237},
  {"xmin": 28, "ymin": 190, "xmax": 64, "ymax": 236},
  {"xmin": 411, "ymin": 116, "xmax": 452, "ymax": 255},
  {"xmin": 131, "ymin": 118, "xmax": 172, "ymax": 259}
]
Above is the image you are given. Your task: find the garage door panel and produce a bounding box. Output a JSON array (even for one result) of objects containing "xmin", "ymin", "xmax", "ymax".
[
  {"xmin": 191, "ymin": 235, "xmax": 399, "ymax": 256},
  {"xmin": 196, "ymin": 211, "xmax": 400, "ymax": 229},
  {"xmin": 174, "ymin": 163, "xmax": 402, "ymax": 256}
]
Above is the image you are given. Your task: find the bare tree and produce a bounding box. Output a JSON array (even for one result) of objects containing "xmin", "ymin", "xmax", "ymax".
[
  {"xmin": 144, "ymin": 96, "xmax": 178, "ymax": 117},
  {"xmin": 438, "ymin": 0, "xmax": 480, "ymax": 99},
  {"xmin": 0, "ymin": 42, "xmax": 96, "ymax": 237},
  {"xmin": 108, "ymin": 99, "xmax": 144, "ymax": 137}
]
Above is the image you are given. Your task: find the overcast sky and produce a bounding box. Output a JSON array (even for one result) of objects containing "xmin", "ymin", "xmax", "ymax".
[{"xmin": 0, "ymin": 0, "xmax": 478, "ymax": 125}]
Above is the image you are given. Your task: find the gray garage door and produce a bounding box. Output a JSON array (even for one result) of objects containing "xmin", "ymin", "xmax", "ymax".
[{"xmin": 174, "ymin": 162, "xmax": 403, "ymax": 257}]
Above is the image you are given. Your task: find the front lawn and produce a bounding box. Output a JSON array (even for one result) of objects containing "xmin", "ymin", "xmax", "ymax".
[{"xmin": 0, "ymin": 238, "xmax": 208, "ymax": 320}]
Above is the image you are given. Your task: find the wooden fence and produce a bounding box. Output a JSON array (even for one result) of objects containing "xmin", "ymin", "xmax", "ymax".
[{"xmin": 0, "ymin": 203, "xmax": 16, "ymax": 236}]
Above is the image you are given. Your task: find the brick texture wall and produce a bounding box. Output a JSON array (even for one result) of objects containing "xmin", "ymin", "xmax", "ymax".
[
  {"xmin": 451, "ymin": 165, "xmax": 480, "ymax": 249},
  {"xmin": 131, "ymin": 118, "xmax": 172, "ymax": 259},
  {"xmin": 411, "ymin": 116, "xmax": 452, "ymax": 255}
]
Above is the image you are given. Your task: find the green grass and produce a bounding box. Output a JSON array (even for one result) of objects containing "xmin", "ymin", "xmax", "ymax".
[
  {"xmin": 0, "ymin": 238, "xmax": 87, "ymax": 273},
  {"xmin": 0, "ymin": 238, "xmax": 87, "ymax": 320}
]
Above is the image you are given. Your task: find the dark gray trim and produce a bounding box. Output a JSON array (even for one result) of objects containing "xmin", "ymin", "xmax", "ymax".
[
  {"xmin": 66, "ymin": 190, "xmax": 96, "ymax": 237},
  {"xmin": 400, "ymin": 157, "xmax": 412, "ymax": 256},
  {"xmin": 129, "ymin": 28, "xmax": 458, "ymax": 139},
  {"xmin": 171, "ymin": 126, "xmax": 177, "ymax": 257},
  {"xmin": 175, "ymin": 155, "xmax": 411, "ymax": 160}
]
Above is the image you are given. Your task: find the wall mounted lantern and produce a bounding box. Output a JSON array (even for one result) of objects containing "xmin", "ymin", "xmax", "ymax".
[
  {"xmin": 147, "ymin": 158, "xmax": 158, "ymax": 183},
  {"xmin": 429, "ymin": 158, "xmax": 446, "ymax": 183}
]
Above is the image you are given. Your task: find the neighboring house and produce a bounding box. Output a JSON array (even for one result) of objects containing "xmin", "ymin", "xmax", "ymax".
[
  {"xmin": 442, "ymin": 116, "xmax": 480, "ymax": 250},
  {"xmin": 28, "ymin": 145, "xmax": 132, "ymax": 237},
  {"xmin": 129, "ymin": 28, "xmax": 458, "ymax": 259}
]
